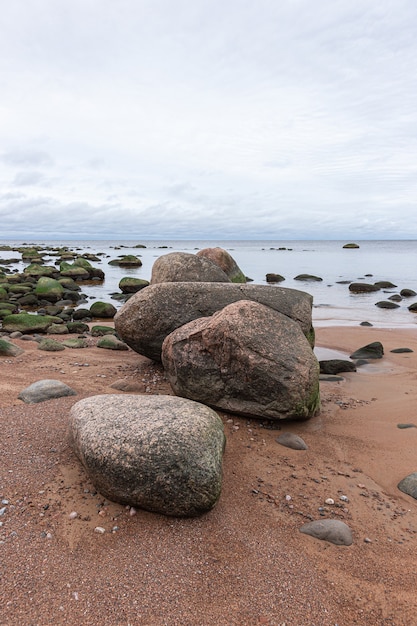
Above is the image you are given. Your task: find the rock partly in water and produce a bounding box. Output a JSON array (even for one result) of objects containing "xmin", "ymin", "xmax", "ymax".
[
  {"xmin": 375, "ymin": 301, "xmax": 400, "ymax": 309},
  {"xmin": 342, "ymin": 243, "xmax": 360, "ymax": 249},
  {"xmin": 89, "ymin": 301, "xmax": 117, "ymax": 319},
  {"xmin": 294, "ymin": 274, "xmax": 323, "ymax": 282},
  {"xmin": 350, "ymin": 342, "xmax": 384, "ymax": 360},
  {"xmin": 162, "ymin": 300, "xmax": 320, "ymax": 421},
  {"xmin": 300, "ymin": 519, "xmax": 353, "ymax": 545},
  {"xmin": 69, "ymin": 394, "xmax": 226, "ymax": 517},
  {"xmin": 266, "ymin": 273, "xmax": 285, "ymax": 283},
  {"xmin": 400, "ymin": 288, "xmax": 417, "ymax": 298},
  {"xmin": 119, "ymin": 277, "xmax": 150, "ymax": 294},
  {"xmin": 349, "ymin": 283, "xmax": 380, "ymax": 293},
  {"xmin": 115, "ymin": 282, "xmax": 314, "ymax": 362},
  {"xmin": 18, "ymin": 379, "xmax": 77, "ymax": 403},
  {"xmin": 151, "ymin": 252, "xmax": 231, "ymax": 284},
  {"xmin": 196, "ymin": 247, "xmax": 246, "ymax": 283},
  {"xmin": 319, "ymin": 359, "xmax": 356, "ymax": 374}
]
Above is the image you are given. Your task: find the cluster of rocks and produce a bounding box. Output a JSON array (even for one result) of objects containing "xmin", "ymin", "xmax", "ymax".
[{"xmin": 68, "ymin": 247, "xmax": 322, "ymax": 518}]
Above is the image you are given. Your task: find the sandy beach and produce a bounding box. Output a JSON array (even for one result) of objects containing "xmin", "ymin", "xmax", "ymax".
[{"xmin": 1, "ymin": 324, "xmax": 417, "ymax": 625}]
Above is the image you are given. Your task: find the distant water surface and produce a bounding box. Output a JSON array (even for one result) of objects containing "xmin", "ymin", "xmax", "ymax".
[{"xmin": 1, "ymin": 239, "xmax": 417, "ymax": 328}]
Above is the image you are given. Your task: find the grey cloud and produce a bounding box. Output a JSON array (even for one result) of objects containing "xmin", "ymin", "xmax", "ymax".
[
  {"xmin": 12, "ymin": 171, "xmax": 44, "ymax": 186},
  {"xmin": 2, "ymin": 150, "xmax": 53, "ymax": 168}
]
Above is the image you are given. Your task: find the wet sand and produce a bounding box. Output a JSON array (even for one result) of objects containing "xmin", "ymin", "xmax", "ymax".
[{"xmin": 1, "ymin": 324, "xmax": 417, "ymax": 625}]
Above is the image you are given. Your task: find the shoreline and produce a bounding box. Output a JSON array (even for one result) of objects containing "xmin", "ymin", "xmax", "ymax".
[{"xmin": 1, "ymin": 323, "xmax": 417, "ymax": 624}]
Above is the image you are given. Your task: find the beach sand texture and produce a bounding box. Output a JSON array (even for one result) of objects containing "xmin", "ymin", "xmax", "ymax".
[{"xmin": 1, "ymin": 325, "xmax": 417, "ymax": 625}]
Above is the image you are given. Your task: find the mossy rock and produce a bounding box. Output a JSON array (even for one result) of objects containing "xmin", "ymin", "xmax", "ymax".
[
  {"xmin": 38, "ymin": 338, "xmax": 66, "ymax": 352},
  {"xmin": 47, "ymin": 323, "xmax": 69, "ymax": 335},
  {"xmin": 91, "ymin": 325, "xmax": 117, "ymax": 337},
  {"xmin": 2, "ymin": 313, "xmax": 64, "ymax": 334},
  {"xmin": 118, "ymin": 277, "xmax": 150, "ymax": 294},
  {"xmin": 67, "ymin": 321, "xmax": 90, "ymax": 334},
  {"xmin": 58, "ymin": 278, "xmax": 81, "ymax": 292},
  {"xmin": 59, "ymin": 262, "xmax": 90, "ymax": 279},
  {"xmin": 108, "ymin": 255, "xmax": 142, "ymax": 267},
  {"xmin": 62, "ymin": 338, "xmax": 88, "ymax": 349},
  {"xmin": 34, "ymin": 277, "xmax": 64, "ymax": 303},
  {"xmin": 90, "ymin": 301, "xmax": 117, "ymax": 318},
  {"xmin": 0, "ymin": 287, "xmax": 9, "ymax": 301},
  {"xmin": 8, "ymin": 284, "xmax": 33, "ymax": 295},
  {"xmin": 24, "ymin": 263, "xmax": 57, "ymax": 278},
  {"xmin": 16, "ymin": 294, "xmax": 39, "ymax": 307},
  {"xmin": 97, "ymin": 335, "xmax": 129, "ymax": 350},
  {"xmin": 0, "ymin": 339, "xmax": 24, "ymax": 357}
]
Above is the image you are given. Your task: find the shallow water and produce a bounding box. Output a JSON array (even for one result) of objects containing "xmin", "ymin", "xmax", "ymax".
[{"xmin": 1, "ymin": 239, "xmax": 417, "ymax": 328}]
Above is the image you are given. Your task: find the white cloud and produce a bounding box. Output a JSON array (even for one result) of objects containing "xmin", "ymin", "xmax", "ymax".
[{"xmin": 1, "ymin": 0, "xmax": 417, "ymax": 239}]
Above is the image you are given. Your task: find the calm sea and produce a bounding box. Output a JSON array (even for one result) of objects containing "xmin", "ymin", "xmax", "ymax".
[{"xmin": 1, "ymin": 239, "xmax": 417, "ymax": 328}]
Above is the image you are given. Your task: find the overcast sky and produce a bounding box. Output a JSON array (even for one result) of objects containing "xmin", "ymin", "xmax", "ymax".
[{"xmin": 1, "ymin": 0, "xmax": 417, "ymax": 240}]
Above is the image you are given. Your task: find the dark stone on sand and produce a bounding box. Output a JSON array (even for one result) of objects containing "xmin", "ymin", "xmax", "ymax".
[
  {"xmin": 319, "ymin": 374, "xmax": 344, "ymax": 382},
  {"xmin": 350, "ymin": 342, "xmax": 384, "ymax": 360},
  {"xmin": 319, "ymin": 359, "xmax": 356, "ymax": 374},
  {"xmin": 390, "ymin": 348, "xmax": 413, "ymax": 353},
  {"xmin": 397, "ymin": 473, "xmax": 417, "ymax": 500},
  {"xmin": 397, "ymin": 423, "xmax": 417, "ymax": 429}
]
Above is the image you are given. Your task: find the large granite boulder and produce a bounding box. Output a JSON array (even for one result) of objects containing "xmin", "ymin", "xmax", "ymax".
[
  {"xmin": 196, "ymin": 247, "xmax": 246, "ymax": 283},
  {"xmin": 150, "ymin": 252, "xmax": 231, "ymax": 284},
  {"xmin": 69, "ymin": 394, "xmax": 225, "ymax": 517},
  {"xmin": 114, "ymin": 282, "xmax": 314, "ymax": 362},
  {"xmin": 162, "ymin": 300, "xmax": 320, "ymax": 421}
]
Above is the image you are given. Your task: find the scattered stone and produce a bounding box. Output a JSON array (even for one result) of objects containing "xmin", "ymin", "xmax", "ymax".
[
  {"xmin": 397, "ymin": 423, "xmax": 417, "ymax": 429},
  {"xmin": 119, "ymin": 277, "xmax": 149, "ymax": 294},
  {"xmin": 407, "ymin": 303, "xmax": 417, "ymax": 313},
  {"xmin": 94, "ymin": 526, "xmax": 106, "ymax": 534},
  {"xmin": 294, "ymin": 274, "xmax": 323, "ymax": 282},
  {"xmin": 266, "ymin": 273, "xmax": 285, "ymax": 283},
  {"xmin": 91, "ymin": 325, "xmax": 117, "ymax": 337},
  {"xmin": 68, "ymin": 511, "xmax": 78, "ymax": 520},
  {"xmin": 0, "ymin": 338, "xmax": 24, "ymax": 357},
  {"xmin": 350, "ymin": 342, "xmax": 384, "ymax": 360},
  {"xmin": 397, "ymin": 473, "xmax": 417, "ymax": 499},
  {"xmin": 2, "ymin": 312, "xmax": 64, "ymax": 334},
  {"xmin": 319, "ymin": 374, "xmax": 344, "ymax": 382},
  {"xmin": 319, "ymin": 359, "xmax": 356, "ymax": 374},
  {"xmin": 38, "ymin": 338, "xmax": 66, "ymax": 352},
  {"xmin": 90, "ymin": 301, "xmax": 117, "ymax": 319},
  {"xmin": 69, "ymin": 394, "xmax": 226, "ymax": 517},
  {"xmin": 18, "ymin": 379, "xmax": 77, "ymax": 403},
  {"xmin": 62, "ymin": 338, "xmax": 88, "ymax": 349},
  {"xmin": 300, "ymin": 519, "xmax": 353, "ymax": 545},
  {"xmin": 400, "ymin": 288, "xmax": 417, "ymax": 298},
  {"xmin": 374, "ymin": 281, "xmax": 397, "ymax": 289},
  {"xmin": 276, "ymin": 432, "xmax": 308, "ymax": 450},
  {"xmin": 359, "ymin": 321, "xmax": 373, "ymax": 327},
  {"xmin": 390, "ymin": 348, "xmax": 413, "ymax": 353},
  {"xmin": 349, "ymin": 283, "xmax": 380, "ymax": 293},
  {"xmin": 97, "ymin": 335, "xmax": 129, "ymax": 351},
  {"xmin": 375, "ymin": 301, "xmax": 400, "ymax": 309},
  {"xmin": 343, "ymin": 243, "xmax": 360, "ymax": 249}
]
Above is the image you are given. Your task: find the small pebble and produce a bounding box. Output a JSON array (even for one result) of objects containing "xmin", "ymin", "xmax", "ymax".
[
  {"xmin": 364, "ymin": 537, "xmax": 372, "ymax": 543},
  {"xmin": 94, "ymin": 526, "xmax": 106, "ymax": 534},
  {"xmin": 285, "ymin": 495, "xmax": 292, "ymax": 501},
  {"xmin": 325, "ymin": 498, "xmax": 335, "ymax": 505},
  {"xmin": 68, "ymin": 511, "xmax": 78, "ymax": 520},
  {"xmin": 340, "ymin": 495, "xmax": 349, "ymax": 502},
  {"xmin": 129, "ymin": 507, "xmax": 137, "ymax": 517},
  {"xmin": 0, "ymin": 507, "xmax": 7, "ymax": 516}
]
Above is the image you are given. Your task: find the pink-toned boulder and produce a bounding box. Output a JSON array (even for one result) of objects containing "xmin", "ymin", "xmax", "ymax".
[
  {"xmin": 196, "ymin": 247, "xmax": 246, "ymax": 283},
  {"xmin": 150, "ymin": 252, "xmax": 230, "ymax": 284},
  {"xmin": 162, "ymin": 300, "xmax": 320, "ymax": 421}
]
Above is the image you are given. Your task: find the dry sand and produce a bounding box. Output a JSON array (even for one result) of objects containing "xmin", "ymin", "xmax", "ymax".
[{"xmin": 1, "ymin": 325, "xmax": 417, "ymax": 625}]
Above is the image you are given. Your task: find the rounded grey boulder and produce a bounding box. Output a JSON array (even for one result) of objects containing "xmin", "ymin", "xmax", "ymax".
[
  {"xmin": 69, "ymin": 394, "xmax": 226, "ymax": 517},
  {"xmin": 18, "ymin": 379, "xmax": 77, "ymax": 403}
]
